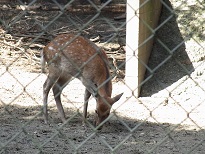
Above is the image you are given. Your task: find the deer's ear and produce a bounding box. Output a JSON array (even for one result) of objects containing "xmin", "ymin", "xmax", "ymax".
[{"xmin": 110, "ymin": 93, "xmax": 123, "ymax": 105}]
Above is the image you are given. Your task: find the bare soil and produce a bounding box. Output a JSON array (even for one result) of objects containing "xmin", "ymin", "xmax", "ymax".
[{"xmin": 0, "ymin": 0, "xmax": 205, "ymax": 154}]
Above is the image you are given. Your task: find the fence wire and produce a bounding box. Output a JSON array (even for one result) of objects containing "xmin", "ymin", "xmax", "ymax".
[{"xmin": 0, "ymin": 0, "xmax": 205, "ymax": 154}]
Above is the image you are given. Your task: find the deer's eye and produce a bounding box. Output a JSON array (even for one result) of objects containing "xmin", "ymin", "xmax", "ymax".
[{"xmin": 105, "ymin": 113, "xmax": 109, "ymax": 118}]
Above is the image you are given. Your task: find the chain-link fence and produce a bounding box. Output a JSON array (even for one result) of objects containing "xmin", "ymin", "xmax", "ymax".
[{"xmin": 0, "ymin": 0, "xmax": 205, "ymax": 153}]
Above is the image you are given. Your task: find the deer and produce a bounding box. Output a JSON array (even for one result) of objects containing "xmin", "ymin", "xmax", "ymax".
[{"xmin": 41, "ymin": 33, "xmax": 123, "ymax": 128}]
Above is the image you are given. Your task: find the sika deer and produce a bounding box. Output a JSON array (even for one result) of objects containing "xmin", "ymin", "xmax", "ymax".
[{"xmin": 42, "ymin": 34, "xmax": 123, "ymax": 127}]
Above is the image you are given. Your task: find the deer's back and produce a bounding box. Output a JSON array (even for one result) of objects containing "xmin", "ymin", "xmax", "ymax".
[{"xmin": 43, "ymin": 34, "xmax": 112, "ymax": 95}]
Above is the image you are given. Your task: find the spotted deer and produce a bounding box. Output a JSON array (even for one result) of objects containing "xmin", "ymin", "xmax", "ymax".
[{"xmin": 42, "ymin": 34, "xmax": 123, "ymax": 127}]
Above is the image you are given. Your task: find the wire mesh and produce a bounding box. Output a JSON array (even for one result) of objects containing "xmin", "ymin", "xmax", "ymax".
[{"xmin": 0, "ymin": 0, "xmax": 205, "ymax": 153}]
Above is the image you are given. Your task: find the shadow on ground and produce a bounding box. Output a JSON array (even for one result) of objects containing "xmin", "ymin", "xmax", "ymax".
[
  {"xmin": 0, "ymin": 104, "xmax": 204, "ymax": 154},
  {"xmin": 140, "ymin": 0, "xmax": 194, "ymax": 97}
]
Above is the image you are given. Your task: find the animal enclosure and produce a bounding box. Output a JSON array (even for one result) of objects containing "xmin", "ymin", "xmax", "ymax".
[{"xmin": 0, "ymin": 0, "xmax": 205, "ymax": 153}]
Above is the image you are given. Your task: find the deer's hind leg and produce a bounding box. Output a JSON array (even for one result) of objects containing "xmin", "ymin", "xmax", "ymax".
[
  {"xmin": 52, "ymin": 75, "xmax": 72, "ymax": 123},
  {"xmin": 43, "ymin": 67, "xmax": 61, "ymax": 124}
]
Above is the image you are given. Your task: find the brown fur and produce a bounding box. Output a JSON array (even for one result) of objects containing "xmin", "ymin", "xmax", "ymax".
[{"xmin": 42, "ymin": 34, "xmax": 123, "ymax": 127}]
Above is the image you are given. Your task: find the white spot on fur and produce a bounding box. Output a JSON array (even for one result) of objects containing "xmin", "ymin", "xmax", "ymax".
[{"xmin": 48, "ymin": 46, "xmax": 54, "ymax": 51}]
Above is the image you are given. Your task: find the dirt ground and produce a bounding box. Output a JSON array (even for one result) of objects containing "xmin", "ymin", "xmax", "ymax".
[{"xmin": 0, "ymin": 0, "xmax": 205, "ymax": 154}]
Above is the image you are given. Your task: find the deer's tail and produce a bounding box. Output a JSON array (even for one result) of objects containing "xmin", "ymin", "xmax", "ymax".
[{"xmin": 41, "ymin": 50, "xmax": 46, "ymax": 73}]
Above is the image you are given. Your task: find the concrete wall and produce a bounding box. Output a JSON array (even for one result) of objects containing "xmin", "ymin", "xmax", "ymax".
[{"xmin": 125, "ymin": 0, "xmax": 162, "ymax": 97}]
